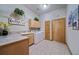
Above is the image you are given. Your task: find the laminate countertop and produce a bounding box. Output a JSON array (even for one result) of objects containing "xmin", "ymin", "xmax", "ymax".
[{"xmin": 0, "ymin": 34, "xmax": 29, "ymax": 46}]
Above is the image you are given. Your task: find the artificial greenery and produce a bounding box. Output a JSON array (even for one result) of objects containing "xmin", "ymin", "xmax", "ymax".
[
  {"xmin": 0, "ymin": 23, "xmax": 8, "ymax": 36},
  {"xmin": 14, "ymin": 8, "xmax": 24, "ymax": 16},
  {"xmin": 34, "ymin": 17, "xmax": 39, "ymax": 21}
]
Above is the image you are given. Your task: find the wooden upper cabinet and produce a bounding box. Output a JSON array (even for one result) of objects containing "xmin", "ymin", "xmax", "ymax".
[{"xmin": 29, "ymin": 19, "xmax": 40, "ymax": 28}]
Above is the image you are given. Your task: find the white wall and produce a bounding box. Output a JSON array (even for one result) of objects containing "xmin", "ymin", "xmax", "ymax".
[
  {"xmin": 66, "ymin": 4, "xmax": 79, "ymax": 54},
  {"xmin": 0, "ymin": 4, "xmax": 39, "ymax": 32},
  {"xmin": 40, "ymin": 7, "xmax": 66, "ymax": 40}
]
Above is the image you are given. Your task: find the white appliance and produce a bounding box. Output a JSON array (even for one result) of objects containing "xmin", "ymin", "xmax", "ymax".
[{"xmin": 33, "ymin": 31, "xmax": 44, "ymax": 44}]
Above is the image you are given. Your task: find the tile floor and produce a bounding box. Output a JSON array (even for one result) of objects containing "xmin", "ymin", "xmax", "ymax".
[{"xmin": 29, "ymin": 40, "xmax": 70, "ymax": 55}]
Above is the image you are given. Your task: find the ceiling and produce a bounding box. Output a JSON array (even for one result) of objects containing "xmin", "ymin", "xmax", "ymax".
[{"xmin": 24, "ymin": 4, "xmax": 67, "ymax": 15}]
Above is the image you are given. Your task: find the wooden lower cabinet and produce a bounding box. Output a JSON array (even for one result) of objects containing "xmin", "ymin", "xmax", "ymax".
[
  {"xmin": 28, "ymin": 33, "xmax": 34, "ymax": 46},
  {"xmin": 0, "ymin": 39, "xmax": 29, "ymax": 55}
]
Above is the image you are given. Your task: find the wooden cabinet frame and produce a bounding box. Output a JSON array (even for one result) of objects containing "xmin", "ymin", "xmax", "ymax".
[{"xmin": 0, "ymin": 39, "xmax": 29, "ymax": 55}]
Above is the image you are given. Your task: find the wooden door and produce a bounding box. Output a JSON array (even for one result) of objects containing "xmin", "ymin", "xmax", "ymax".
[
  {"xmin": 45, "ymin": 21, "xmax": 50, "ymax": 40},
  {"xmin": 52, "ymin": 18, "xmax": 66, "ymax": 43}
]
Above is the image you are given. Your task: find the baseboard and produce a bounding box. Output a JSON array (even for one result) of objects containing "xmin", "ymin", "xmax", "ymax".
[
  {"xmin": 45, "ymin": 38, "xmax": 53, "ymax": 41},
  {"xmin": 66, "ymin": 43, "xmax": 72, "ymax": 55},
  {"xmin": 29, "ymin": 43, "xmax": 34, "ymax": 46}
]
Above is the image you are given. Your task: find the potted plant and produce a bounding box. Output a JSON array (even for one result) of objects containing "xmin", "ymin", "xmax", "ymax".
[
  {"xmin": 0, "ymin": 28, "xmax": 3, "ymax": 36},
  {"xmin": 34, "ymin": 17, "xmax": 39, "ymax": 21},
  {"xmin": 10, "ymin": 8, "xmax": 24, "ymax": 20},
  {"xmin": 14, "ymin": 8, "xmax": 24, "ymax": 16},
  {"xmin": 2, "ymin": 24, "xmax": 8, "ymax": 36}
]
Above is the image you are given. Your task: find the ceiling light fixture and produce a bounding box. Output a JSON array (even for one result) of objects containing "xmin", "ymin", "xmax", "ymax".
[
  {"xmin": 41, "ymin": 4, "xmax": 48, "ymax": 9},
  {"xmin": 43, "ymin": 4, "xmax": 48, "ymax": 8}
]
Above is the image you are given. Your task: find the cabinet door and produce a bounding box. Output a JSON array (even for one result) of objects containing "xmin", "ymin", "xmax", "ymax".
[
  {"xmin": 45, "ymin": 21, "xmax": 50, "ymax": 40},
  {"xmin": 30, "ymin": 20, "xmax": 40, "ymax": 28},
  {"xmin": 0, "ymin": 39, "xmax": 29, "ymax": 55},
  {"xmin": 52, "ymin": 18, "xmax": 66, "ymax": 43},
  {"xmin": 27, "ymin": 34, "xmax": 34, "ymax": 46},
  {"xmin": 13, "ymin": 39, "xmax": 29, "ymax": 55}
]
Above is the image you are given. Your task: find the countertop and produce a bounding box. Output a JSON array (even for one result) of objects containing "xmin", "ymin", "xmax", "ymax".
[{"xmin": 0, "ymin": 33, "xmax": 29, "ymax": 46}]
